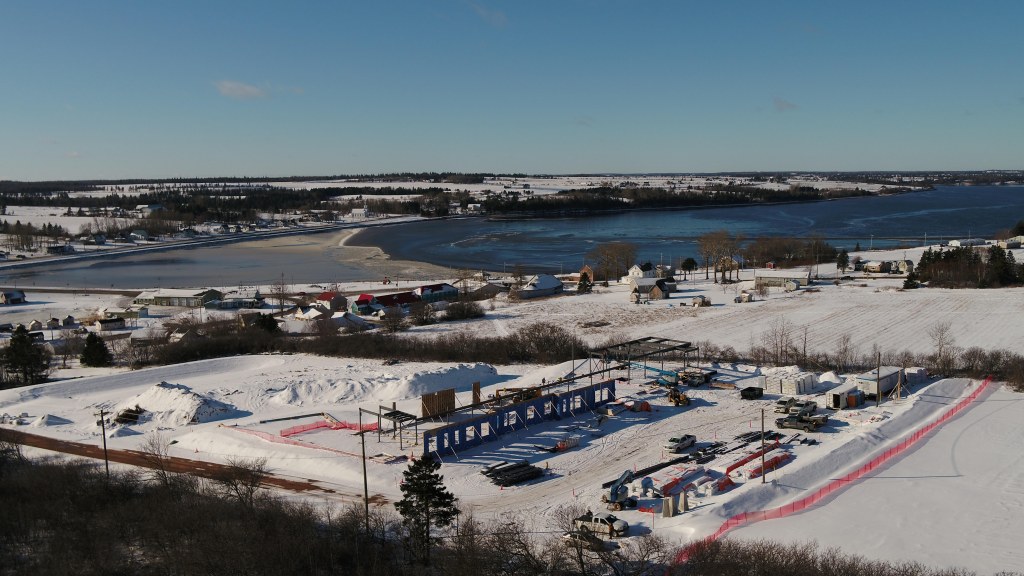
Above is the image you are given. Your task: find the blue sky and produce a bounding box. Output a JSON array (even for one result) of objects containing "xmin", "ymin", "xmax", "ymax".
[{"xmin": 2, "ymin": 1, "xmax": 1022, "ymax": 180}]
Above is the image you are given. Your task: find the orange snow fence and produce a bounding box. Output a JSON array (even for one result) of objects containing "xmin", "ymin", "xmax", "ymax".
[
  {"xmin": 675, "ymin": 376, "xmax": 994, "ymax": 566},
  {"xmin": 280, "ymin": 420, "xmax": 379, "ymax": 437},
  {"xmin": 743, "ymin": 450, "xmax": 791, "ymax": 479}
]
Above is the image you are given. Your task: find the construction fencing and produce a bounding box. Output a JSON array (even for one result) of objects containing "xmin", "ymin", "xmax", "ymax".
[
  {"xmin": 678, "ymin": 376, "xmax": 994, "ymax": 563},
  {"xmin": 280, "ymin": 420, "xmax": 379, "ymax": 437}
]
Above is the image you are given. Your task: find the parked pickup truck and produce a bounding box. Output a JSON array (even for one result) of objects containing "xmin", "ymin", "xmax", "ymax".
[
  {"xmin": 574, "ymin": 512, "xmax": 629, "ymax": 538},
  {"xmin": 774, "ymin": 396, "xmax": 796, "ymax": 413},
  {"xmin": 776, "ymin": 413, "xmax": 829, "ymax": 432},
  {"xmin": 788, "ymin": 400, "xmax": 817, "ymax": 416}
]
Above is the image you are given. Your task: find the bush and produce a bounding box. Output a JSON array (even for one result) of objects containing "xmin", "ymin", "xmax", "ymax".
[{"xmin": 445, "ymin": 301, "xmax": 485, "ymax": 321}]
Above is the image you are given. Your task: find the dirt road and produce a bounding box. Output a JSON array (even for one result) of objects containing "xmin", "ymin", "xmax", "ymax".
[{"xmin": 0, "ymin": 427, "xmax": 388, "ymax": 504}]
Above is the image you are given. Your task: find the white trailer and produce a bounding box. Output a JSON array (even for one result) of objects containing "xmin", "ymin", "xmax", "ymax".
[
  {"xmin": 854, "ymin": 366, "xmax": 903, "ymax": 398},
  {"xmin": 827, "ymin": 381, "xmax": 861, "ymax": 409}
]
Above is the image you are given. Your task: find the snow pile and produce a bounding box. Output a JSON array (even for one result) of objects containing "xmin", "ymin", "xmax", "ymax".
[
  {"xmin": 267, "ymin": 362, "xmax": 498, "ymax": 407},
  {"xmin": 375, "ymin": 363, "xmax": 497, "ymax": 399},
  {"xmin": 119, "ymin": 381, "xmax": 241, "ymax": 426},
  {"xmin": 30, "ymin": 414, "xmax": 71, "ymax": 427}
]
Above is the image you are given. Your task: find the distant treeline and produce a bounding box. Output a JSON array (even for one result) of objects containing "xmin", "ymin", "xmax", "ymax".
[{"xmin": 481, "ymin": 185, "xmax": 875, "ymax": 217}]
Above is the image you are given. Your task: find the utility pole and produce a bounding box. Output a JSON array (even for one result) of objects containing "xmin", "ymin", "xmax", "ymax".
[
  {"xmin": 357, "ymin": 412, "xmax": 370, "ymax": 536},
  {"xmin": 94, "ymin": 409, "xmax": 110, "ymax": 481},
  {"xmin": 760, "ymin": 408, "xmax": 766, "ymax": 484},
  {"xmin": 876, "ymin": 352, "xmax": 882, "ymax": 408}
]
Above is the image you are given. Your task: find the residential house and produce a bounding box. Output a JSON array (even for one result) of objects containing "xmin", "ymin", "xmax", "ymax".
[
  {"xmin": 628, "ymin": 278, "xmax": 668, "ymax": 303},
  {"xmin": 413, "ymin": 283, "xmax": 458, "ymax": 303},
  {"xmin": 314, "ymin": 291, "xmax": 348, "ymax": 311},
  {"xmin": 28, "ymin": 320, "xmax": 43, "ymax": 331},
  {"xmin": 624, "ymin": 263, "xmax": 657, "ymax": 281},
  {"xmin": 350, "ymin": 294, "xmax": 377, "ymax": 315},
  {"xmin": 754, "ymin": 267, "xmax": 813, "ymax": 289},
  {"xmin": 62, "ymin": 315, "xmax": 75, "ymax": 326},
  {"xmin": 578, "ymin": 264, "xmax": 595, "ymax": 283},
  {"xmin": 515, "ymin": 274, "xmax": 564, "ymax": 299},
  {"xmin": 130, "ymin": 325, "xmax": 169, "ymax": 346},
  {"xmin": 129, "ymin": 229, "xmax": 151, "ymax": 242},
  {"xmin": 46, "ymin": 318, "xmax": 61, "ymax": 329},
  {"xmin": 374, "ymin": 291, "xmax": 420, "ymax": 310},
  {"xmin": 0, "ymin": 290, "xmax": 27, "ymax": 305}
]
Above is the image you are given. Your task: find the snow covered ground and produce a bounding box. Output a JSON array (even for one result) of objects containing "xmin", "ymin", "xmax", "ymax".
[{"xmin": 1, "ymin": 261, "xmax": 1022, "ymax": 573}]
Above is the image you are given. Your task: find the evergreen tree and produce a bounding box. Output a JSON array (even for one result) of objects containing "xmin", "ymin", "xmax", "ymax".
[
  {"xmin": 80, "ymin": 333, "xmax": 113, "ymax": 367},
  {"xmin": 836, "ymin": 249, "xmax": 849, "ymax": 273},
  {"xmin": 252, "ymin": 313, "xmax": 280, "ymax": 333},
  {"xmin": 0, "ymin": 327, "xmax": 50, "ymax": 387},
  {"xmin": 903, "ymin": 270, "xmax": 920, "ymax": 289},
  {"xmin": 576, "ymin": 271, "xmax": 593, "ymax": 294},
  {"xmin": 394, "ymin": 456, "xmax": 458, "ymax": 565}
]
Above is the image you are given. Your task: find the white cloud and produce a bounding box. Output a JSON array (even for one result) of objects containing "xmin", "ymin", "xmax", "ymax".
[
  {"xmin": 773, "ymin": 97, "xmax": 798, "ymax": 112},
  {"xmin": 469, "ymin": 2, "xmax": 507, "ymax": 28},
  {"xmin": 215, "ymin": 80, "xmax": 266, "ymax": 100}
]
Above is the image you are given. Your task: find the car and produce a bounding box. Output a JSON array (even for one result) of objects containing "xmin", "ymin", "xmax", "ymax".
[
  {"xmin": 574, "ymin": 512, "xmax": 629, "ymax": 538},
  {"xmin": 663, "ymin": 433, "xmax": 696, "ymax": 453}
]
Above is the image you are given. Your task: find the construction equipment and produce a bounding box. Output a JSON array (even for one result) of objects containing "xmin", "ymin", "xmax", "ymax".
[
  {"xmin": 667, "ymin": 387, "xmax": 690, "ymax": 406},
  {"xmin": 601, "ymin": 470, "xmax": 637, "ymax": 511}
]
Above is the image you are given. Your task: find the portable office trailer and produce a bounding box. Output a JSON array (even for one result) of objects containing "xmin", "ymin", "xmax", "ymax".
[
  {"xmin": 854, "ymin": 366, "xmax": 903, "ymax": 398},
  {"xmin": 827, "ymin": 381, "xmax": 860, "ymax": 409},
  {"xmin": 905, "ymin": 367, "xmax": 928, "ymax": 385}
]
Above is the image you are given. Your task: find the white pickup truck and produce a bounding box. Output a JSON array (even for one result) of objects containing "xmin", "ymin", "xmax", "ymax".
[
  {"xmin": 574, "ymin": 512, "xmax": 629, "ymax": 538},
  {"xmin": 774, "ymin": 396, "xmax": 796, "ymax": 413}
]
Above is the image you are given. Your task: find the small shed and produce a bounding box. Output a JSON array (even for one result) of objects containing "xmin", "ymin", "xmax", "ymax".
[{"xmin": 95, "ymin": 317, "xmax": 127, "ymax": 331}]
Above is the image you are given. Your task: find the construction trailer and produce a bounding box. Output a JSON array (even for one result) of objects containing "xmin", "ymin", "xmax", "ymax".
[
  {"xmin": 826, "ymin": 381, "xmax": 863, "ymax": 409},
  {"xmin": 854, "ymin": 366, "xmax": 903, "ymax": 399}
]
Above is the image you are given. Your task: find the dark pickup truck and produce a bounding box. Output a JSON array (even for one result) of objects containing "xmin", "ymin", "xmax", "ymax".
[{"xmin": 776, "ymin": 413, "xmax": 829, "ymax": 432}]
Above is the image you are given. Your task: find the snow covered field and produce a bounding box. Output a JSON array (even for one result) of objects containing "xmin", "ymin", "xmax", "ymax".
[{"xmin": 1, "ymin": 262, "xmax": 1022, "ymax": 573}]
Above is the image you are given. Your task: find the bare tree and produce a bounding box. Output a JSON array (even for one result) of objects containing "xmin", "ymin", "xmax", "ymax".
[
  {"xmin": 761, "ymin": 318, "xmax": 793, "ymax": 365},
  {"xmin": 586, "ymin": 242, "xmax": 638, "ymax": 282},
  {"xmin": 928, "ymin": 321, "xmax": 957, "ymax": 375},
  {"xmin": 213, "ymin": 456, "xmax": 269, "ymax": 508},
  {"xmin": 139, "ymin": 431, "xmax": 175, "ymax": 489},
  {"xmin": 56, "ymin": 328, "xmax": 84, "ymax": 368},
  {"xmin": 834, "ymin": 333, "xmax": 855, "ymax": 373},
  {"xmin": 271, "ymin": 273, "xmax": 289, "ymax": 315}
]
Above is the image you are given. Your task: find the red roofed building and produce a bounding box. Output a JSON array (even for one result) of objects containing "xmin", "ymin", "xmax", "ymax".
[{"xmin": 315, "ymin": 291, "xmax": 347, "ymax": 311}]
